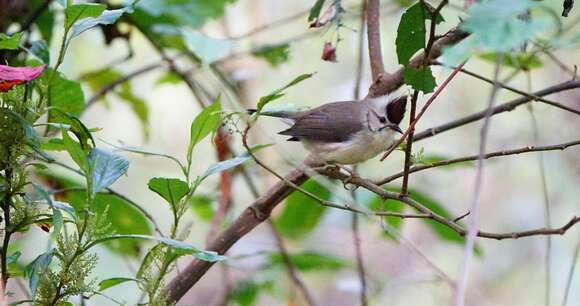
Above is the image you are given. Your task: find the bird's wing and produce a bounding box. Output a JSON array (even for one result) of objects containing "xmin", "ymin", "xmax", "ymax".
[{"xmin": 279, "ymin": 101, "xmax": 364, "ymax": 143}]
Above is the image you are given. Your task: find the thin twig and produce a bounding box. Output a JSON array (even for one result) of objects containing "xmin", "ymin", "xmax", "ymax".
[
  {"xmin": 454, "ymin": 53, "xmax": 503, "ymax": 306},
  {"xmin": 268, "ymin": 220, "xmax": 318, "ymax": 306},
  {"xmin": 227, "ymin": 8, "xmax": 310, "ymax": 40},
  {"xmin": 377, "ymin": 139, "xmax": 580, "ymax": 185},
  {"xmin": 413, "ymin": 80, "xmax": 580, "ymax": 142},
  {"xmin": 352, "ymin": 2, "xmax": 368, "ymax": 305},
  {"xmin": 379, "ymin": 61, "xmax": 466, "ymax": 161},
  {"xmin": 18, "ymin": 0, "xmax": 52, "ymax": 34},
  {"xmin": 381, "ymin": 220, "xmax": 455, "ymax": 287},
  {"xmin": 85, "ymin": 61, "xmax": 164, "ymax": 109},
  {"xmin": 435, "ymin": 62, "xmax": 580, "ymax": 116}
]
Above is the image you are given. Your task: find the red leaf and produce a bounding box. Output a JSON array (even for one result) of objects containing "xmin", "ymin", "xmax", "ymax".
[
  {"xmin": 321, "ymin": 42, "xmax": 337, "ymax": 62},
  {"xmin": 0, "ymin": 64, "xmax": 46, "ymax": 92}
]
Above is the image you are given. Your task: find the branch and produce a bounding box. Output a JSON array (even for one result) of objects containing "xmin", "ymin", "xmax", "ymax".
[
  {"xmin": 321, "ymin": 169, "xmax": 580, "ymax": 241},
  {"xmin": 413, "ymin": 80, "xmax": 580, "ymax": 142},
  {"xmin": 378, "ymin": 139, "xmax": 580, "ymax": 184},
  {"xmin": 368, "ymin": 26, "xmax": 469, "ymax": 97},
  {"xmin": 366, "ymin": 0, "xmax": 386, "ymax": 80},
  {"xmin": 436, "ymin": 62, "xmax": 580, "ymax": 116},
  {"xmin": 162, "ymin": 165, "xmax": 312, "ymax": 302},
  {"xmin": 85, "ymin": 61, "xmax": 164, "ymax": 109}
]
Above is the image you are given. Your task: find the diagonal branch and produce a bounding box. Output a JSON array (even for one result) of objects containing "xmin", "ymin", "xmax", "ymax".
[
  {"xmin": 414, "ymin": 80, "xmax": 580, "ymax": 142},
  {"xmin": 378, "ymin": 139, "xmax": 580, "ymax": 184}
]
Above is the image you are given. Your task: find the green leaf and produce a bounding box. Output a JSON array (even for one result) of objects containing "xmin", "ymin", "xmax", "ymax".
[
  {"xmin": 89, "ymin": 234, "xmax": 226, "ymax": 261},
  {"xmin": 275, "ymin": 179, "xmax": 332, "ymax": 239},
  {"xmin": 407, "ymin": 188, "xmax": 482, "ymax": 256},
  {"xmin": 155, "ymin": 72, "xmax": 182, "ymax": 86},
  {"xmin": 29, "ymin": 0, "xmax": 55, "ymax": 43},
  {"xmin": 61, "ymin": 186, "xmax": 153, "ymax": 256},
  {"xmin": 25, "ymin": 249, "xmax": 55, "ymax": 297},
  {"xmin": 367, "ymin": 195, "xmax": 406, "ymax": 236},
  {"xmin": 29, "ymin": 40, "xmax": 50, "ymax": 64},
  {"xmin": 230, "ymin": 281, "xmax": 263, "ymax": 306},
  {"xmin": 88, "ymin": 148, "xmax": 129, "ymax": 196},
  {"xmin": 189, "ymin": 195, "xmax": 214, "ymax": 222},
  {"xmin": 50, "ymin": 108, "xmax": 94, "ymax": 149},
  {"xmin": 268, "ymin": 251, "xmax": 348, "ymax": 272},
  {"xmin": 187, "ymin": 97, "xmax": 221, "ymax": 164},
  {"xmin": 47, "ymin": 71, "xmax": 85, "ymax": 120},
  {"xmin": 69, "ymin": 6, "xmax": 133, "ymax": 40},
  {"xmin": 256, "ymin": 73, "xmax": 313, "ymax": 114},
  {"xmin": 0, "ymin": 32, "xmax": 23, "ymax": 50},
  {"xmin": 61, "ymin": 129, "xmax": 88, "ymax": 172},
  {"xmin": 148, "ymin": 177, "xmax": 189, "ymax": 208},
  {"xmin": 403, "ymin": 66, "xmax": 437, "ymax": 93},
  {"xmin": 182, "ymin": 30, "xmax": 235, "ymax": 64},
  {"xmin": 418, "ymin": 154, "xmax": 475, "ymax": 168},
  {"xmin": 199, "ymin": 145, "xmax": 271, "ymax": 181},
  {"xmin": 116, "ymin": 85, "xmax": 150, "ymax": 139},
  {"xmin": 395, "ymin": 2, "xmax": 444, "ymax": 66},
  {"xmin": 252, "ymin": 44, "xmax": 290, "ymax": 67},
  {"xmin": 479, "ymin": 52, "xmax": 543, "ymax": 70},
  {"xmin": 138, "ymin": 0, "xmax": 237, "ymax": 29},
  {"xmin": 7, "ymin": 251, "xmax": 23, "ymax": 278},
  {"xmin": 442, "ymin": 0, "xmax": 558, "ymax": 66},
  {"xmin": 64, "ymin": 3, "xmax": 106, "ymax": 29},
  {"xmin": 98, "ymin": 277, "xmax": 139, "ymax": 291},
  {"xmin": 33, "ymin": 184, "xmax": 64, "ymax": 234},
  {"xmin": 308, "ymin": 0, "xmax": 326, "ymax": 21}
]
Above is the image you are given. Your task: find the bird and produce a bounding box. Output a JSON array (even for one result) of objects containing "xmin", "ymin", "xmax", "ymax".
[{"xmin": 251, "ymin": 95, "xmax": 407, "ymax": 164}]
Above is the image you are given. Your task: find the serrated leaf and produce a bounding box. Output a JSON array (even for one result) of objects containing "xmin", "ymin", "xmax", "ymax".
[
  {"xmin": 396, "ymin": 2, "xmax": 444, "ymax": 66},
  {"xmin": 25, "ymin": 249, "xmax": 55, "ymax": 296},
  {"xmin": 442, "ymin": 0, "xmax": 558, "ymax": 66},
  {"xmin": 61, "ymin": 129, "xmax": 88, "ymax": 172},
  {"xmin": 90, "ymin": 234, "xmax": 226, "ymax": 261},
  {"xmin": 403, "ymin": 66, "xmax": 437, "ymax": 93},
  {"xmin": 88, "ymin": 148, "xmax": 129, "ymax": 196},
  {"xmin": 252, "ymin": 43, "xmax": 290, "ymax": 67},
  {"xmin": 187, "ymin": 97, "xmax": 221, "ymax": 164},
  {"xmin": 64, "ymin": 3, "xmax": 106, "ymax": 29},
  {"xmin": 268, "ymin": 251, "xmax": 348, "ymax": 272},
  {"xmin": 275, "ymin": 179, "xmax": 332, "ymax": 239},
  {"xmin": 148, "ymin": 177, "xmax": 189, "ymax": 208},
  {"xmin": 182, "ymin": 30, "xmax": 235, "ymax": 64},
  {"xmin": 256, "ymin": 73, "xmax": 313, "ymax": 114},
  {"xmin": 308, "ymin": 0, "xmax": 326, "ymax": 21},
  {"xmin": 0, "ymin": 32, "xmax": 23, "ymax": 50},
  {"xmin": 98, "ymin": 277, "xmax": 138, "ymax": 291}
]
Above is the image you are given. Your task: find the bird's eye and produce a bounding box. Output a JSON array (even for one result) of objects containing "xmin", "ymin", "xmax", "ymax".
[{"xmin": 379, "ymin": 116, "xmax": 386, "ymax": 123}]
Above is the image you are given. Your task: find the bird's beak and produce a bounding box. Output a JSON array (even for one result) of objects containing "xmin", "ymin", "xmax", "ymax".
[{"xmin": 389, "ymin": 125, "xmax": 403, "ymax": 134}]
